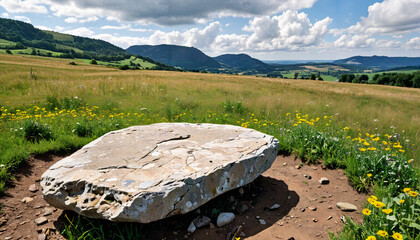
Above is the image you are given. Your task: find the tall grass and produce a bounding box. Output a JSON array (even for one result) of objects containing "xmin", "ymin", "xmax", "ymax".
[
  {"xmin": 0, "ymin": 54, "xmax": 419, "ymax": 239},
  {"xmin": 1, "ymin": 54, "xmax": 418, "ymax": 157}
]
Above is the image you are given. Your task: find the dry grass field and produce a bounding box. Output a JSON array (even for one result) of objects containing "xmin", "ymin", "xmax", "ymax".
[
  {"xmin": 1, "ymin": 54, "xmax": 419, "ymax": 159},
  {"xmin": 1, "ymin": 53, "xmax": 419, "ymax": 239}
]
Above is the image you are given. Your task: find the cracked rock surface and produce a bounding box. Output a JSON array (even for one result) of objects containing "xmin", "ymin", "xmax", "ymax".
[{"xmin": 41, "ymin": 123, "xmax": 279, "ymax": 223}]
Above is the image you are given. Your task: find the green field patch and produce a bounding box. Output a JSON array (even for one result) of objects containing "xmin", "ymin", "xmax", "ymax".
[
  {"xmin": 82, "ymin": 56, "xmax": 157, "ymax": 69},
  {"xmin": 0, "ymin": 38, "xmax": 15, "ymax": 47},
  {"xmin": 44, "ymin": 30, "xmax": 74, "ymax": 42},
  {"xmin": 55, "ymin": 43, "xmax": 84, "ymax": 53}
]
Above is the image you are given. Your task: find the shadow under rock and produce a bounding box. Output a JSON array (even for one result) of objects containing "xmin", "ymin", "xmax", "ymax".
[{"xmin": 54, "ymin": 175, "xmax": 299, "ymax": 240}]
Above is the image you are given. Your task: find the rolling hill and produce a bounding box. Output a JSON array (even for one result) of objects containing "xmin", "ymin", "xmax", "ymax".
[
  {"xmin": 0, "ymin": 17, "xmax": 130, "ymax": 61},
  {"xmin": 333, "ymin": 56, "xmax": 420, "ymax": 70},
  {"xmin": 213, "ymin": 53, "xmax": 272, "ymax": 71},
  {"xmin": 126, "ymin": 44, "xmax": 221, "ymax": 70},
  {"xmin": 0, "ymin": 17, "xmax": 178, "ymax": 70}
]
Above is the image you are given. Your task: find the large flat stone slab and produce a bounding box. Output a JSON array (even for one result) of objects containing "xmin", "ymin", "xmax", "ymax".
[{"xmin": 41, "ymin": 123, "xmax": 279, "ymax": 223}]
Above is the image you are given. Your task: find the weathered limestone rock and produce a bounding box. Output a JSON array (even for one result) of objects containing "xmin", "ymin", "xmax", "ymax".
[
  {"xmin": 41, "ymin": 123, "xmax": 278, "ymax": 223},
  {"xmin": 217, "ymin": 212, "xmax": 235, "ymax": 227},
  {"xmin": 336, "ymin": 202, "xmax": 358, "ymax": 212}
]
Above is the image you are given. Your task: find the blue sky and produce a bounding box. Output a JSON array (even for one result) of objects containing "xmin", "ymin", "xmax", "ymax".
[{"xmin": 1, "ymin": 0, "xmax": 420, "ymax": 60}]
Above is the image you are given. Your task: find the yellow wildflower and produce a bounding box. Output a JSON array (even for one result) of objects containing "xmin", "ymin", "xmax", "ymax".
[
  {"xmin": 344, "ymin": 127, "xmax": 349, "ymax": 130},
  {"xmin": 363, "ymin": 142, "xmax": 370, "ymax": 146},
  {"xmin": 382, "ymin": 141, "xmax": 388, "ymax": 145},
  {"xmin": 346, "ymin": 136, "xmax": 351, "ymax": 139},
  {"xmin": 399, "ymin": 199, "xmax": 405, "ymax": 204},
  {"xmin": 367, "ymin": 197, "xmax": 376, "ymax": 205},
  {"xmin": 362, "ymin": 208, "xmax": 371, "ymax": 216},
  {"xmin": 408, "ymin": 191, "xmax": 418, "ymax": 197},
  {"xmin": 367, "ymin": 173, "xmax": 372, "ymax": 177},
  {"xmin": 382, "ymin": 209, "xmax": 392, "ymax": 214},
  {"xmin": 366, "ymin": 236, "xmax": 376, "ymax": 240},
  {"xmin": 377, "ymin": 230, "xmax": 388, "ymax": 237},
  {"xmin": 403, "ymin": 188, "xmax": 412, "ymax": 193},
  {"xmin": 360, "ymin": 148, "xmax": 367, "ymax": 152},
  {"xmin": 385, "ymin": 147, "xmax": 390, "ymax": 151},
  {"xmin": 393, "ymin": 143, "xmax": 403, "ymax": 148},
  {"xmin": 408, "ymin": 159, "xmax": 413, "ymax": 163},
  {"xmin": 399, "ymin": 149, "xmax": 405, "ymax": 153},
  {"xmin": 392, "ymin": 232, "xmax": 403, "ymax": 240},
  {"xmin": 373, "ymin": 201, "xmax": 385, "ymax": 208},
  {"xmin": 370, "ymin": 195, "xmax": 378, "ymax": 200}
]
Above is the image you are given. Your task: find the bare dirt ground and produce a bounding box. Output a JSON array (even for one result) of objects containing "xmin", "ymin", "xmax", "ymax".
[{"xmin": 0, "ymin": 154, "xmax": 365, "ymax": 240}]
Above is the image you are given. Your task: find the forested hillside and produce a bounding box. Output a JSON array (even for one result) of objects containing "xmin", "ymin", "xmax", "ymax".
[
  {"xmin": 0, "ymin": 18, "xmax": 130, "ymax": 61},
  {"xmin": 126, "ymin": 44, "xmax": 221, "ymax": 70}
]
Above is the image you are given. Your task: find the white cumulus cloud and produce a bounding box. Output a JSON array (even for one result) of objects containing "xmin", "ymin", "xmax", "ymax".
[
  {"xmin": 332, "ymin": 0, "xmax": 420, "ymax": 49},
  {"xmin": 90, "ymin": 12, "xmax": 332, "ymax": 52},
  {"xmin": 14, "ymin": 15, "xmax": 31, "ymax": 23},
  {"xmin": 334, "ymin": 35, "xmax": 402, "ymax": 49},
  {"xmin": 129, "ymin": 28, "xmax": 154, "ymax": 32},
  {"xmin": 1, "ymin": 0, "xmax": 318, "ymax": 26},
  {"xmin": 334, "ymin": 34, "xmax": 375, "ymax": 48},
  {"xmin": 64, "ymin": 27, "xmax": 94, "ymax": 37},
  {"xmin": 0, "ymin": 0, "xmax": 48, "ymax": 14},
  {"xmin": 64, "ymin": 16, "xmax": 98, "ymax": 23},
  {"xmin": 407, "ymin": 37, "xmax": 420, "ymax": 49},
  {"xmin": 35, "ymin": 25, "xmax": 52, "ymax": 31},
  {"xmin": 214, "ymin": 10, "xmax": 332, "ymax": 51},
  {"xmin": 36, "ymin": 25, "xmax": 68, "ymax": 32},
  {"xmin": 353, "ymin": 0, "xmax": 420, "ymax": 34},
  {"xmin": 92, "ymin": 22, "xmax": 222, "ymax": 49},
  {"xmin": 64, "ymin": 17, "xmax": 77, "ymax": 23},
  {"xmin": 100, "ymin": 24, "xmax": 131, "ymax": 30}
]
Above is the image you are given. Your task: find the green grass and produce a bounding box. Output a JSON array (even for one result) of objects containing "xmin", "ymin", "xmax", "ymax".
[
  {"xmin": 117, "ymin": 56, "xmax": 156, "ymax": 68},
  {"xmin": 55, "ymin": 43, "xmax": 84, "ymax": 53},
  {"xmin": 320, "ymin": 75, "xmax": 338, "ymax": 81},
  {"xmin": 45, "ymin": 30, "xmax": 75, "ymax": 42},
  {"xmin": 0, "ymin": 38, "xmax": 15, "ymax": 47},
  {"xmin": 0, "ymin": 54, "xmax": 419, "ymax": 239},
  {"xmin": 281, "ymin": 72, "xmax": 338, "ymax": 81},
  {"xmin": 82, "ymin": 56, "xmax": 157, "ymax": 69},
  {"xmin": 0, "ymin": 47, "xmax": 63, "ymax": 57}
]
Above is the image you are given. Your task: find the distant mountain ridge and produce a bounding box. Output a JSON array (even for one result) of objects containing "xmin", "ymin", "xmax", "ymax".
[
  {"xmin": 2, "ymin": 18, "xmax": 419, "ymax": 74},
  {"xmin": 333, "ymin": 56, "xmax": 420, "ymax": 70},
  {"xmin": 126, "ymin": 44, "xmax": 221, "ymax": 70},
  {"xmin": 213, "ymin": 54, "xmax": 270, "ymax": 70}
]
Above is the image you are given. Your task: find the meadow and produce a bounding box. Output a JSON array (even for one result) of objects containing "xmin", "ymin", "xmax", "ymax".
[
  {"xmin": 282, "ymin": 72, "xmax": 338, "ymax": 81},
  {"xmin": 0, "ymin": 53, "xmax": 419, "ymax": 239}
]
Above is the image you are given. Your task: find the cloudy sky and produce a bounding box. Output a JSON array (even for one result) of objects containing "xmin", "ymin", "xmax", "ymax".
[{"xmin": 1, "ymin": 0, "xmax": 420, "ymax": 60}]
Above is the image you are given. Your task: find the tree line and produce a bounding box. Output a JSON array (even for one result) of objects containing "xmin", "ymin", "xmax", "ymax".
[{"xmin": 339, "ymin": 72, "xmax": 420, "ymax": 88}]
